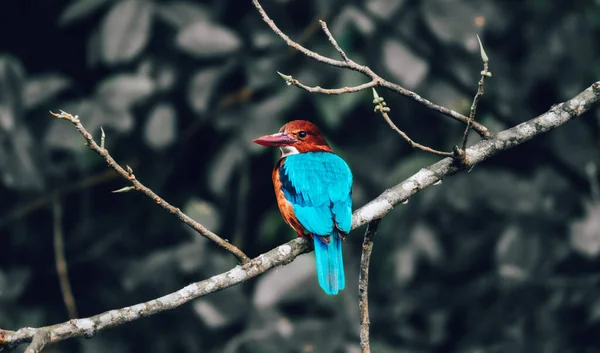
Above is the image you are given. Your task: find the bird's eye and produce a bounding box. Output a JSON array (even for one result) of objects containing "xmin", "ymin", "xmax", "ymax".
[{"xmin": 298, "ymin": 131, "xmax": 307, "ymax": 138}]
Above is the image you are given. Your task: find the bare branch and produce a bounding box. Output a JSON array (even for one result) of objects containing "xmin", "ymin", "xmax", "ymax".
[
  {"xmin": 373, "ymin": 90, "xmax": 454, "ymax": 157},
  {"xmin": 0, "ymin": 239, "xmax": 310, "ymax": 350},
  {"xmin": 352, "ymin": 81, "xmax": 600, "ymax": 227},
  {"xmin": 52, "ymin": 195, "xmax": 78, "ymax": 319},
  {"xmin": 251, "ymin": 0, "xmax": 491, "ymax": 137},
  {"xmin": 251, "ymin": 0, "xmax": 348, "ymax": 69},
  {"xmin": 319, "ymin": 20, "xmax": 350, "ymax": 62},
  {"xmin": 359, "ymin": 220, "xmax": 381, "ymax": 353},
  {"xmin": 49, "ymin": 111, "xmax": 251, "ymax": 265},
  {"xmin": 461, "ymin": 35, "xmax": 492, "ymax": 150},
  {"xmin": 2, "ymin": 82, "xmax": 598, "ymax": 352},
  {"xmin": 278, "ymin": 72, "xmax": 377, "ymax": 94}
]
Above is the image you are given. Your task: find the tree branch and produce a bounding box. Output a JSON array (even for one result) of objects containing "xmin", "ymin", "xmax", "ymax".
[
  {"xmin": 1, "ymin": 239, "xmax": 310, "ymax": 350},
  {"xmin": 1, "ymin": 82, "xmax": 598, "ymax": 351},
  {"xmin": 461, "ymin": 35, "xmax": 492, "ymax": 150},
  {"xmin": 372, "ymin": 89, "xmax": 454, "ymax": 157},
  {"xmin": 52, "ymin": 195, "xmax": 78, "ymax": 319},
  {"xmin": 49, "ymin": 111, "xmax": 251, "ymax": 265},
  {"xmin": 277, "ymin": 72, "xmax": 377, "ymax": 94},
  {"xmin": 352, "ymin": 82, "xmax": 600, "ymax": 227},
  {"xmin": 359, "ymin": 220, "xmax": 381, "ymax": 353},
  {"xmin": 251, "ymin": 0, "xmax": 491, "ymax": 137}
]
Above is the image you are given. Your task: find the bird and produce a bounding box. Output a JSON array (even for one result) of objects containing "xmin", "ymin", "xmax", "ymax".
[{"xmin": 253, "ymin": 120, "xmax": 353, "ymax": 295}]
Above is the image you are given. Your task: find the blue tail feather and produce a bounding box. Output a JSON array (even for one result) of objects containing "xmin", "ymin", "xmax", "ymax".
[{"xmin": 314, "ymin": 233, "xmax": 345, "ymax": 295}]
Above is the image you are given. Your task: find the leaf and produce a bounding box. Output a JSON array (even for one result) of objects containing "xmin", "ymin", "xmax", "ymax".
[
  {"xmin": 87, "ymin": 27, "xmax": 102, "ymax": 68},
  {"xmin": 155, "ymin": 1, "xmax": 210, "ymax": 29},
  {"xmin": 394, "ymin": 247, "xmax": 416, "ymax": 283},
  {"xmin": 59, "ymin": 0, "xmax": 113, "ymax": 26},
  {"xmin": 176, "ymin": 19, "xmax": 241, "ymax": 58},
  {"xmin": 100, "ymin": 0, "xmax": 153, "ymax": 64},
  {"xmin": 366, "ymin": 0, "xmax": 404, "ymax": 20},
  {"xmin": 187, "ymin": 68, "xmax": 224, "ymax": 114},
  {"xmin": 386, "ymin": 153, "xmax": 440, "ymax": 186},
  {"xmin": 331, "ymin": 6, "xmax": 375, "ymax": 36},
  {"xmin": 314, "ymin": 70, "xmax": 369, "ymax": 128},
  {"xmin": 23, "ymin": 74, "xmax": 71, "ymax": 109},
  {"xmin": 570, "ymin": 202, "xmax": 600, "ymax": 258},
  {"xmin": 550, "ymin": 121, "xmax": 596, "ymax": 177},
  {"xmin": 411, "ymin": 222, "xmax": 443, "ymax": 264},
  {"xmin": 253, "ymin": 254, "xmax": 315, "ymax": 309},
  {"xmin": 0, "ymin": 268, "xmax": 31, "ymax": 302},
  {"xmin": 208, "ymin": 141, "xmax": 245, "ymax": 196},
  {"xmin": 0, "ymin": 55, "xmax": 25, "ymax": 132},
  {"xmin": 183, "ymin": 198, "xmax": 221, "ymax": 233},
  {"xmin": 96, "ymin": 74, "xmax": 155, "ymax": 112},
  {"xmin": 1, "ymin": 126, "xmax": 43, "ymax": 190},
  {"xmin": 143, "ymin": 103, "xmax": 177, "ymax": 150},
  {"xmin": 422, "ymin": 0, "xmax": 505, "ymax": 48},
  {"xmin": 193, "ymin": 288, "xmax": 248, "ymax": 329},
  {"xmin": 495, "ymin": 225, "xmax": 540, "ymax": 280},
  {"xmin": 383, "ymin": 39, "xmax": 428, "ymax": 89}
]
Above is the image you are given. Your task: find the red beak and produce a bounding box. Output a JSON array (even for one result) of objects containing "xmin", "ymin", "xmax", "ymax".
[{"xmin": 253, "ymin": 132, "xmax": 297, "ymax": 147}]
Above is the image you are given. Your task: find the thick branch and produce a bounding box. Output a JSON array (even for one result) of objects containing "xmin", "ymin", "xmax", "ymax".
[
  {"xmin": 23, "ymin": 329, "xmax": 49, "ymax": 353},
  {"xmin": 252, "ymin": 0, "xmax": 490, "ymax": 137},
  {"xmin": 359, "ymin": 220, "xmax": 381, "ymax": 353},
  {"xmin": 2, "ymin": 82, "xmax": 598, "ymax": 351},
  {"xmin": 49, "ymin": 111, "xmax": 251, "ymax": 265},
  {"xmin": 353, "ymin": 82, "xmax": 600, "ymax": 227},
  {"xmin": 1, "ymin": 239, "xmax": 309, "ymax": 350}
]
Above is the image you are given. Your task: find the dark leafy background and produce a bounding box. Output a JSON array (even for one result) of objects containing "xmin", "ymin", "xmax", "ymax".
[{"xmin": 1, "ymin": 0, "xmax": 600, "ymax": 352}]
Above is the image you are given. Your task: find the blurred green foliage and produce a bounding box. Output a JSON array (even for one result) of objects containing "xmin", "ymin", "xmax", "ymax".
[{"xmin": 1, "ymin": 0, "xmax": 600, "ymax": 352}]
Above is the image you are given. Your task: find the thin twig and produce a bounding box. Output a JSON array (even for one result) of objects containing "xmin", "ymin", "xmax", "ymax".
[
  {"xmin": 251, "ymin": 0, "xmax": 347, "ymax": 68},
  {"xmin": 359, "ymin": 219, "xmax": 381, "ymax": 353},
  {"xmin": 280, "ymin": 74, "xmax": 377, "ymax": 94},
  {"xmin": 52, "ymin": 195, "xmax": 78, "ymax": 319},
  {"xmin": 0, "ymin": 167, "xmax": 129, "ymax": 229},
  {"xmin": 585, "ymin": 162, "xmax": 600, "ymax": 204},
  {"xmin": 49, "ymin": 111, "xmax": 251, "ymax": 264},
  {"xmin": 373, "ymin": 98, "xmax": 454, "ymax": 157},
  {"xmin": 462, "ymin": 61, "xmax": 490, "ymax": 150},
  {"xmin": 319, "ymin": 20, "xmax": 350, "ymax": 62},
  {"xmin": 461, "ymin": 36, "xmax": 492, "ymax": 150},
  {"xmin": 251, "ymin": 0, "xmax": 491, "ymax": 137},
  {"xmin": 295, "ymin": 78, "xmax": 377, "ymax": 94}
]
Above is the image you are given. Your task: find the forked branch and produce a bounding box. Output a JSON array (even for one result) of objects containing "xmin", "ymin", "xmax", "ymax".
[
  {"xmin": 49, "ymin": 111, "xmax": 251, "ymax": 264},
  {"xmin": 461, "ymin": 35, "xmax": 492, "ymax": 151},
  {"xmin": 252, "ymin": 0, "xmax": 491, "ymax": 137}
]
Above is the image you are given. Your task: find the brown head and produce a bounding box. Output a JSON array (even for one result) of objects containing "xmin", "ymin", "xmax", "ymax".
[{"xmin": 253, "ymin": 120, "xmax": 333, "ymax": 155}]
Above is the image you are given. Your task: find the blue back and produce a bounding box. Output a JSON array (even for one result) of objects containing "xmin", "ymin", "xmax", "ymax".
[{"xmin": 279, "ymin": 152, "xmax": 353, "ymax": 235}]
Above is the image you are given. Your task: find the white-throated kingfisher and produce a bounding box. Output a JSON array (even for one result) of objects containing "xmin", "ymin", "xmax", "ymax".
[{"xmin": 253, "ymin": 120, "xmax": 352, "ymax": 295}]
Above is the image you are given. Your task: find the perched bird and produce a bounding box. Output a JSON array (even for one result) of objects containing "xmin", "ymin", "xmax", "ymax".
[{"xmin": 253, "ymin": 120, "xmax": 353, "ymax": 295}]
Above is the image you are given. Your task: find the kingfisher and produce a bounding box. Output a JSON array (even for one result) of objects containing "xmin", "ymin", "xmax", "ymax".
[{"xmin": 253, "ymin": 120, "xmax": 353, "ymax": 295}]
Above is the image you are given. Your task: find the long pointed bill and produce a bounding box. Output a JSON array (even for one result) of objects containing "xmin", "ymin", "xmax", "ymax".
[{"xmin": 253, "ymin": 132, "xmax": 298, "ymax": 147}]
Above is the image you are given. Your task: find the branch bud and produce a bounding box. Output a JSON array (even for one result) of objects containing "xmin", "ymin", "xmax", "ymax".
[{"xmin": 476, "ymin": 34, "xmax": 489, "ymax": 63}]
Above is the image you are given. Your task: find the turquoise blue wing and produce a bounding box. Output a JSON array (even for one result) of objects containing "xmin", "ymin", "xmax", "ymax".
[{"xmin": 280, "ymin": 152, "xmax": 353, "ymax": 236}]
